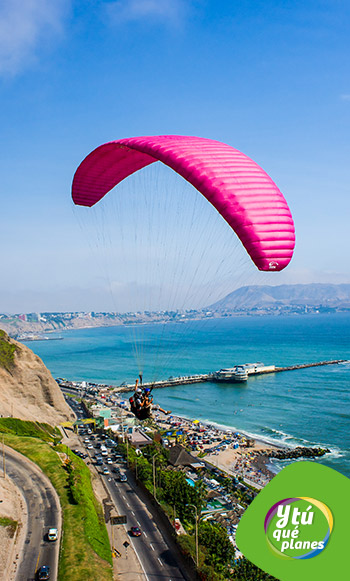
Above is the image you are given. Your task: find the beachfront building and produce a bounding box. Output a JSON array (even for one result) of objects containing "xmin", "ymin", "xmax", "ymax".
[{"xmin": 168, "ymin": 444, "xmax": 205, "ymax": 470}]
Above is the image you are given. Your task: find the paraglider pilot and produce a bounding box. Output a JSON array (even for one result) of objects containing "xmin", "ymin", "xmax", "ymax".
[{"xmin": 129, "ymin": 380, "xmax": 171, "ymax": 419}]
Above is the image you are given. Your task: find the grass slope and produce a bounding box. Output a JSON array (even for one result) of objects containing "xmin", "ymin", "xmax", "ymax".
[{"xmin": 0, "ymin": 418, "xmax": 60, "ymax": 442}]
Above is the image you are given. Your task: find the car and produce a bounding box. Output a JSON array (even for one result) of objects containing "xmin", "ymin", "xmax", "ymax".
[
  {"xmin": 37, "ymin": 565, "xmax": 50, "ymax": 580},
  {"xmin": 130, "ymin": 526, "xmax": 142, "ymax": 537},
  {"xmin": 102, "ymin": 467, "xmax": 110, "ymax": 475},
  {"xmin": 119, "ymin": 473, "xmax": 127, "ymax": 482},
  {"xmin": 112, "ymin": 466, "xmax": 120, "ymax": 474},
  {"xmin": 106, "ymin": 458, "xmax": 113, "ymax": 464},
  {"xmin": 47, "ymin": 528, "xmax": 58, "ymax": 541},
  {"xmin": 96, "ymin": 460, "xmax": 103, "ymax": 466},
  {"xmin": 87, "ymin": 444, "xmax": 94, "ymax": 449}
]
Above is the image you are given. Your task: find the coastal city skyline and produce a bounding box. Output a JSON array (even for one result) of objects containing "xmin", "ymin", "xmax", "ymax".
[{"xmin": 1, "ymin": 0, "xmax": 349, "ymax": 313}]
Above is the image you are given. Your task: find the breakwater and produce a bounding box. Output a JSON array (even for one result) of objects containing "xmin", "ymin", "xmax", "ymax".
[{"xmin": 257, "ymin": 446, "xmax": 330, "ymax": 460}]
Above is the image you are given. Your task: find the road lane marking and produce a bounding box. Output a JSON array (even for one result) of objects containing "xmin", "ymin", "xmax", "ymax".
[
  {"xmin": 157, "ymin": 557, "xmax": 163, "ymax": 566},
  {"xmin": 131, "ymin": 511, "xmax": 135, "ymax": 516},
  {"xmin": 35, "ymin": 549, "xmax": 41, "ymax": 573},
  {"xmin": 143, "ymin": 531, "xmax": 148, "ymax": 538},
  {"xmin": 150, "ymin": 543, "xmax": 154, "ymax": 551},
  {"xmin": 130, "ymin": 543, "xmax": 150, "ymax": 581},
  {"xmin": 137, "ymin": 520, "xmax": 141, "ymax": 526}
]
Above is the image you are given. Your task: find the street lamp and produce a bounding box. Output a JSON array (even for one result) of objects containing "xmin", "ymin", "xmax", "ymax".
[
  {"xmin": 134, "ymin": 455, "xmax": 139, "ymax": 480},
  {"xmin": 186, "ymin": 503, "xmax": 199, "ymax": 568},
  {"xmin": 152, "ymin": 453, "xmax": 158, "ymax": 501}
]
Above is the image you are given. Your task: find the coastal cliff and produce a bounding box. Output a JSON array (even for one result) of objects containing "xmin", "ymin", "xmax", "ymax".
[{"xmin": 0, "ymin": 330, "xmax": 74, "ymax": 425}]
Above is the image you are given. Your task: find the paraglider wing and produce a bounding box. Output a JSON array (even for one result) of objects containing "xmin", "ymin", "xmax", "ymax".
[{"xmin": 72, "ymin": 135, "xmax": 295, "ymax": 271}]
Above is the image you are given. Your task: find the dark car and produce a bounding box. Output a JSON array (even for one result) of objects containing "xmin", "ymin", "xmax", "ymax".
[
  {"xmin": 37, "ymin": 565, "xmax": 50, "ymax": 580},
  {"xmin": 130, "ymin": 526, "xmax": 142, "ymax": 537}
]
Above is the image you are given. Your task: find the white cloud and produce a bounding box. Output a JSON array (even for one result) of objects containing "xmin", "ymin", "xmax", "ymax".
[
  {"xmin": 105, "ymin": 0, "xmax": 187, "ymax": 25},
  {"xmin": 0, "ymin": 0, "xmax": 70, "ymax": 75}
]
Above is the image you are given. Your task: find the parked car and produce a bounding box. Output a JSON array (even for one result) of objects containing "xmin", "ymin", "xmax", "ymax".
[
  {"xmin": 102, "ymin": 467, "xmax": 110, "ymax": 475},
  {"xmin": 119, "ymin": 473, "xmax": 127, "ymax": 482}
]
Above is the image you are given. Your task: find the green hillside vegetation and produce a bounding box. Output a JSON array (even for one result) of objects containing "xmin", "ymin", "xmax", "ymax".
[
  {"xmin": 3, "ymin": 420, "xmax": 112, "ymax": 581},
  {"xmin": 0, "ymin": 330, "xmax": 17, "ymax": 372},
  {"xmin": 0, "ymin": 516, "xmax": 18, "ymax": 538},
  {"xmin": 0, "ymin": 418, "xmax": 61, "ymax": 442}
]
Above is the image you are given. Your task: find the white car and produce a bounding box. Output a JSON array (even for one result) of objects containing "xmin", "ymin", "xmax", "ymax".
[
  {"xmin": 47, "ymin": 528, "xmax": 58, "ymax": 541},
  {"xmin": 106, "ymin": 458, "xmax": 113, "ymax": 464}
]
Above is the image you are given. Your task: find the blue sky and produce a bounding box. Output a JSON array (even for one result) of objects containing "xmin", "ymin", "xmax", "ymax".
[{"xmin": 1, "ymin": 0, "xmax": 349, "ymax": 313}]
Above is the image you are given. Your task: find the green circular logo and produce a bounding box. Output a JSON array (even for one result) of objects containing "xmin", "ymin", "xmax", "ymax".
[{"xmin": 265, "ymin": 497, "xmax": 333, "ymax": 559}]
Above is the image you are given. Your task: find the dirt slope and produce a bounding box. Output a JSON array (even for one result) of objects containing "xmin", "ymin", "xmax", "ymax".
[{"xmin": 0, "ymin": 331, "xmax": 75, "ymax": 425}]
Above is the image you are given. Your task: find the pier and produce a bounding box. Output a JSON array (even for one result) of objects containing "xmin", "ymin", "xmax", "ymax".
[
  {"xmin": 112, "ymin": 359, "xmax": 349, "ymax": 393},
  {"xmin": 274, "ymin": 359, "xmax": 348, "ymax": 372},
  {"xmin": 56, "ymin": 359, "xmax": 348, "ymax": 394}
]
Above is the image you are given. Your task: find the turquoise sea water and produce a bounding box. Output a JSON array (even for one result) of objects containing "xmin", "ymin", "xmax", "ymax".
[{"xmin": 27, "ymin": 314, "xmax": 350, "ymax": 477}]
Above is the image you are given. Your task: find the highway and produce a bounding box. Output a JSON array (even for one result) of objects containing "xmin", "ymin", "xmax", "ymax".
[
  {"xmin": 4, "ymin": 446, "xmax": 61, "ymax": 581},
  {"xmin": 65, "ymin": 395, "xmax": 190, "ymax": 580},
  {"xmin": 102, "ymin": 470, "xmax": 186, "ymax": 580}
]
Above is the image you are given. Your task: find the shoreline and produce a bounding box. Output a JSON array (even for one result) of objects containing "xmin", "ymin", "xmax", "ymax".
[
  {"xmin": 113, "ymin": 396, "xmax": 330, "ymax": 488},
  {"xmin": 114, "ymin": 396, "xmax": 320, "ymax": 488},
  {"xmin": 153, "ymin": 409, "xmax": 330, "ymax": 486}
]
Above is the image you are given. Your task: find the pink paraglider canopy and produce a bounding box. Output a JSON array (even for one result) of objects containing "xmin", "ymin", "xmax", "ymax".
[{"xmin": 72, "ymin": 135, "xmax": 295, "ymax": 271}]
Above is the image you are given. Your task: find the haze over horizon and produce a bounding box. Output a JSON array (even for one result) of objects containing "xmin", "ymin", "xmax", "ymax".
[{"xmin": 1, "ymin": 1, "xmax": 349, "ymax": 313}]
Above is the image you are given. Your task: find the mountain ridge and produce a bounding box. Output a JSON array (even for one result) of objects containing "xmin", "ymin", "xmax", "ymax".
[{"xmin": 209, "ymin": 283, "xmax": 350, "ymax": 312}]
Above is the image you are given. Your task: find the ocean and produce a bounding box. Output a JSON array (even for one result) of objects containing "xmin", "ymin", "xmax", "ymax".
[{"xmin": 26, "ymin": 313, "xmax": 350, "ymax": 478}]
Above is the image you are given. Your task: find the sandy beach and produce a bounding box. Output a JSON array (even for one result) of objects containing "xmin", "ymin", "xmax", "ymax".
[{"xmin": 150, "ymin": 407, "xmax": 281, "ymax": 487}]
